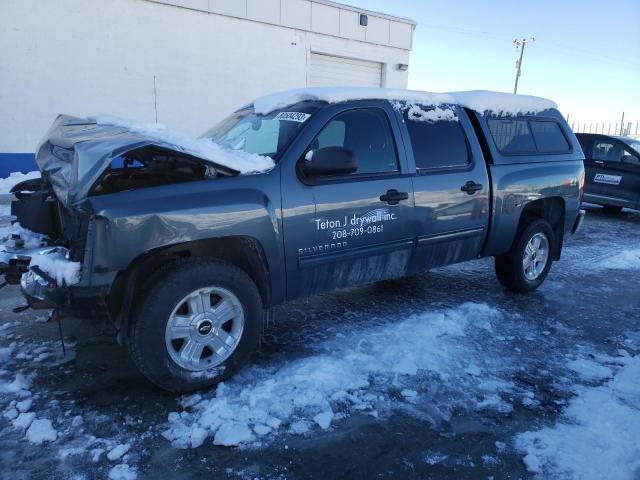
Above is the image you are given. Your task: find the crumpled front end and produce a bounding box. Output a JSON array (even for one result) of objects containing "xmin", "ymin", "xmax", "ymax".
[
  {"xmin": 0, "ymin": 173, "xmax": 101, "ymax": 314},
  {"xmin": 36, "ymin": 114, "xmax": 239, "ymax": 208},
  {"xmin": 0, "ymin": 216, "xmax": 84, "ymax": 309}
]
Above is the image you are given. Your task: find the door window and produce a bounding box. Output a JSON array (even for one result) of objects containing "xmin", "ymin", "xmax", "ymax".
[
  {"xmin": 593, "ymin": 141, "xmax": 624, "ymax": 163},
  {"xmin": 622, "ymin": 149, "xmax": 640, "ymax": 165},
  {"xmin": 310, "ymin": 109, "xmax": 398, "ymax": 175},
  {"xmin": 402, "ymin": 107, "xmax": 469, "ymax": 170}
]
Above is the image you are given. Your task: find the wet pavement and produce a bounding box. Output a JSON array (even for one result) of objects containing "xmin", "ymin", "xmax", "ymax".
[{"xmin": 0, "ymin": 204, "xmax": 639, "ymax": 479}]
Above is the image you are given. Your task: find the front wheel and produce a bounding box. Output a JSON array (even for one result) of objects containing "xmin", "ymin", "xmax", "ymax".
[
  {"xmin": 126, "ymin": 259, "xmax": 262, "ymax": 393},
  {"xmin": 495, "ymin": 218, "xmax": 554, "ymax": 293}
]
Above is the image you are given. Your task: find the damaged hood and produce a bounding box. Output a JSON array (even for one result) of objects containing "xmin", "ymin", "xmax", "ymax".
[{"xmin": 36, "ymin": 115, "xmax": 274, "ymax": 207}]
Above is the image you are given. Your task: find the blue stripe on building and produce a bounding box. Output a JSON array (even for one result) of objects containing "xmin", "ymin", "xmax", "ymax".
[{"xmin": 0, "ymin": 153, "xmax": 37, "ymax": 178}]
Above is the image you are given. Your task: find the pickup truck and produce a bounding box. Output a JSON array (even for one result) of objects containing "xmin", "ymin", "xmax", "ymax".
[
  {"xmin": 575, "ymin": 133, "xmax": 640, "ymax": 213},
  {"xmin": 0, "ymin": 87, "xmax": 586, "ymax": 392}
]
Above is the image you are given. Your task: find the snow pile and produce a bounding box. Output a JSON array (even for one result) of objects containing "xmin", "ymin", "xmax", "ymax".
[
  {"xmin": 163, "ymin": 303, "xmax": 522, "ymax": 448},
  {"xmin": 596, "ymin": 249, "xmax": 640, "ymax": 270},
  {"xmin": 253, "ymin": 87, "xmax": 556, "ymax": 116},
  {"xmin": 107, "ymin": 444, "xmax": 131, "ymax": 461},
  {"xmin": 108, "ymin": 464, "xmax": 137, "ymax": 480},
  {"xmin": 0, "ymin": 171, "xmax": 40, "ymax": 194},
  {"xmin": 26, "ymin": 418, "xmax": 58, "ymax": 444},
  {"xmin": 29, "ymin": 248, "xmax": 81, "ymax": 286},
  {"xmin": 0, "ymin": 373, "xmax": 31, "ymax": 395},
  {"xmin": 0, "ymin": 222, "xmax": 48, "ymax": 250},
  {"xmin": 567, "ymin": 357, "xmax": 613, "ymax": 381},
  {"xmin": 515, "ymin": 354, "xmax": 640, "ymax": 479},
  {"xmin": 91, "ymin": 115, "xmax": 274, "ymax": 174}
]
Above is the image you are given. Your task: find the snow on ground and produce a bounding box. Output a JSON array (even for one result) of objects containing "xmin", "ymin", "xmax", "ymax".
[
  {"xmin": 0, "ymin": 222, "xmax": 48, "ymax": 250},
  {"xmin": 253, "ymin": 86, "xmax": 556, "ymax": 116},
  {"xmin": 596, "ymin": 249, "xmax": 640, "ymax": 270},
  {"xmin": 163, "ymin": 302, "xmax": 551, "ymax": 448},
  {"xmin": 91, "ymin": 115, "xmax": 274, "ymax": 174},
  {"xmin": 0, "ymin": 205, "xmax": 11, "ymax": 221},
  {"xmin": 107, "ymin": 443, "xmax": 131, "ymax": 461},
  {"xmin": 0, "ymin": 171, "xmax": 40, "ymax": 194},
  {"xmin": 26, "ymin": 418, "xmax": 57, "ymax": 444},
  {"xmin": 108, "ymin": 463, "xmax": 137, "ymax": 480},
  {"xmin": 0, "ymin": 323, "xmax": 139, "ymax": 476},
  {"xmin": 515, "ymin": 354, "xmax": 640, "ymax": 480},
  {"xmin": 0, "ymin": 206, "xmax": 637, "ymax": 477}
]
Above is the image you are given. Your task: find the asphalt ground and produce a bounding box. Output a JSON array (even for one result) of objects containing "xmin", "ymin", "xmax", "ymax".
[{"xmin": 0, "ymin": 203, "xmax": 638, "ymax": 479}]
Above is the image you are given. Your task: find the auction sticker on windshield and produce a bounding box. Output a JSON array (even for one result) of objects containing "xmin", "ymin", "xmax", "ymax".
[{"xmin": 274, "ymin": 112, "xmax": 311, "ymax": 123}]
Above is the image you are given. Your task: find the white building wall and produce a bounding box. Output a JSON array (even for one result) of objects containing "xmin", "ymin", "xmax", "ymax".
[{"xmin": 0, "ymin": 0, "xmax": 413, "ymax": 155}]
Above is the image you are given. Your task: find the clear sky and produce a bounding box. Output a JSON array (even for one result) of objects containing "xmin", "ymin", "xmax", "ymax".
[{"xmin": 340, "ymin": 0, "xmax": 640, "ymax": 129}]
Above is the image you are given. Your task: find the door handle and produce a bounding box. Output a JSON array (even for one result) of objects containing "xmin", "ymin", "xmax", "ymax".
[
  {"xmin": 460, "ymin": 181, "xmax": 483, "ymax": 194},
  {"xmin": 594, "ymin": 160, "xmax": 604, "ymax": 166},
  {"xmin": 380, "ymin": 189, "xmax": 409, "ymax": 205}
]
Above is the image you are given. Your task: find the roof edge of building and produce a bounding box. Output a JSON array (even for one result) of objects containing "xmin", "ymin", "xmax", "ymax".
[
  {"xmin": 312, "ymin": 0, "xmax": 416, "ymax": 26},
  {"xmin": 143, "ymin": 0, "xmax": 416, "ymax": 49}
]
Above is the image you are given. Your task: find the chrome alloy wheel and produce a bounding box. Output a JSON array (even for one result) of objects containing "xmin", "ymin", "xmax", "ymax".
[
  {"xmin": 165, "ymin": 287, "xmax": 244, "ymax": 371},
  {"xmin": 522, "ymin": 232, "xmax": 550, "ymax": 281}
]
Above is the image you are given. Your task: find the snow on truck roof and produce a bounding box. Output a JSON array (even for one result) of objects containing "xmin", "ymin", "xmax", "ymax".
[{"xmin": 253, "ymin": 87, "xmax": 558, "ymax": 117}]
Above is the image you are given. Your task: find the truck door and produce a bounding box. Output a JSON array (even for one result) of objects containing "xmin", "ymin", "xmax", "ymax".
[
  {"xmin": 588, "ymin": 136, "xmax": 640, "ymax": 207},
  {"xmin": 576, "ymin": 134, "xmax": 599, "ymax": 196},
  {"xmin": 280, "ymin": 102, "xmax": 415, "ymax": 300},
  {"xmin": 396, "ymin": 104, "xmax": 490, "ymax": 270}
]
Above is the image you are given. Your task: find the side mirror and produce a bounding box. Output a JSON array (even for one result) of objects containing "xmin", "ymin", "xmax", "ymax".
[
  {"xmin": 621, "ymin": 154, "xmax": 639, "ymax": 164},
  {"xmin": 302, "ymin": 146, "xmax": 357, "ymax": 177}
]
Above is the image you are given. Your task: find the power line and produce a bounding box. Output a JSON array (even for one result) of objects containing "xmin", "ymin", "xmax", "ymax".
[{"xmin": 415, "ymin": 22, "xmax": 640, "ymax": 70}]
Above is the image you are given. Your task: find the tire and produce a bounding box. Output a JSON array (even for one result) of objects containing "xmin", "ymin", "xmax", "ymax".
[
  {"xmin": 495, "ymin": 218, "xmax": 554, "ymax": 293},
  {"xmin": 126, "ymin": 259, "xmax": 262, "ymax": 393},
  {"xmin": 602, "ymin": 205, "xmax": 623, "ymax": 214}
]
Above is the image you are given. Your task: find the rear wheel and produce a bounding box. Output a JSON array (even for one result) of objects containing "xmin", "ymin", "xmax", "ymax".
[
  {"xmin": 602, "ymin": 205, "xmax": 623, "ymax": 214},
  {"xmin": 495, "ymin": 218, "xmax": 554, "ymax": 293},
  {"xmin": 126, "ymin": 259, "xmax": 262, "ymax": 392}
]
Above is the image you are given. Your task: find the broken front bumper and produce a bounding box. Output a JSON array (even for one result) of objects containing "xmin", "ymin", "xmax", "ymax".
[
  {"xmin": 1, "ymin": 243, "xmax": 100, "ymax": 311},
  {"xmin": 0, "ymin": 244, "xmax": 52, "ymax": 284},
  {"xmin": 1, "ymin": 244, "xmax": 71, "ymax": 308},
  {"xmin": 17, "ymin": 261, "xmax": 109, "ymax": 315}
]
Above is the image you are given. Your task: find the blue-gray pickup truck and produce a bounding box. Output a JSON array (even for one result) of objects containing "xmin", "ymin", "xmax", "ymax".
[{"xmin": 0, "ymin": 88, "xmax": 586, "ymax": 392}]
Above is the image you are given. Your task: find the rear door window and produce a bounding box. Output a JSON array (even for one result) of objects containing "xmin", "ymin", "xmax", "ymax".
[
  {"xmin": 402, "ymin": 105, "xmax": 470, "ymax": 170},
  {"xmin": 530, "ymin": 121, "xmax": 570, "ymax": 153}
]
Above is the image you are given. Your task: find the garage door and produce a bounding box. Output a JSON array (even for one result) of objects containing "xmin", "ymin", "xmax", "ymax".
[{"xmin": 310, "ymin": 53, "xmax": 383, "ymax": 87}]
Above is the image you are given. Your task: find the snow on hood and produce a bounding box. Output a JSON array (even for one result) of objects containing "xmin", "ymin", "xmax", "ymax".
[
  {"xmin": 91, "ymin": 115, "xmax": 275, "ymax": 175},
  {"xmin": 253, "ymin": 87, "xmax": 557, "ymax": 116},
  {"xmin": 36, "ymin": 115, "xmax": 275, "ymax": 207}
]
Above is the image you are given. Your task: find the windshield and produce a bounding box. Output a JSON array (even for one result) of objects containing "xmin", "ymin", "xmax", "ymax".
[{"xmin": 200, "ymin": 103, "xmax": 320, "ymax": 159}]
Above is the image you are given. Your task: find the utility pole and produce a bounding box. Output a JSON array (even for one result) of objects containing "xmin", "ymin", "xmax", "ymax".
[
  {"xmin": 620, "ymin": 112, "xmax": 625, "ymax": 136},
  {"xmin": 513, "ymin": 37, "xmax": 535, "ymax": 94}
]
